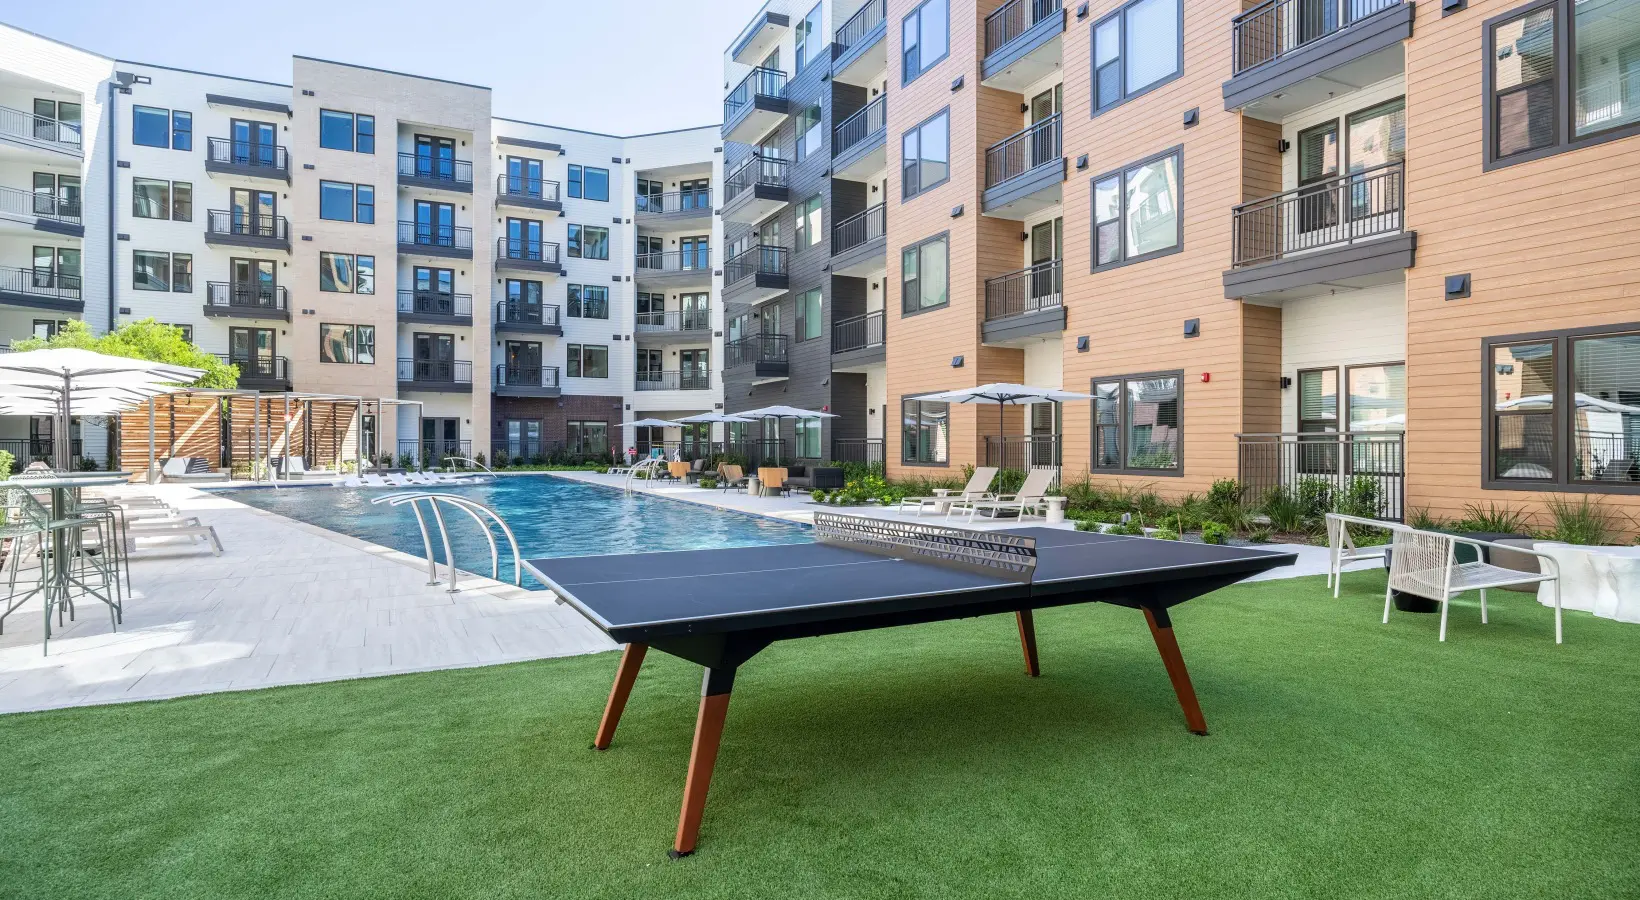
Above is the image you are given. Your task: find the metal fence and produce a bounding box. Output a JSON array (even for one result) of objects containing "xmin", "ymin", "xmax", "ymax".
[
  {"xmin": 834, "ymin": 0, "xmax": 885, "ymax": 56},
  {"xmin": 984, "ymin": 260, "xmax": 1062, "ymax": 321},
  {"xmin": 218, "ymin": 354, "xmax": 289, "ymax": 381},
  {"xmin": 207, "ymin": 210, "xmax": 288, "ymax": 241},
  {"xmin": 1232, "ymin": 161, "xmax": 1404, "ymax": 268},
  {"xmin": 831, "ymin": 438, "xmax": 885, "ymax": 466},
  {"xmin": 495, "ymin": 300, "xmax": 561, "ymax": 328},
  {"xmin": 724, "ymin": 66, "xmax": 788, "ymax": 125},
  {"xmin": 832, "ymin": 203, "xmax": 886, "ymax": 254},
  {"xmin": 832, "ymin": 310, "xmax": 885, "ymax": 353},
  {"xmin": 396, "ymin": 439, "xmax": 473, "ymax": 465},
  {"xmin": 0, "ymin": 264, "xmax": 81, "ymax": 301},
  {"xmin": 985, "ymin": 114, "xmax": 1061, "ymax": 188},
  {"xmin": 397, "ymin": 358, "xmax": 473, "ymax": 385},
  {"xmin": 0, "ymin": 183, "xmax": 80, "ymax": 223},
  {"xmin": 1237, "ymin": 431, "xmax": 1405, "ymax": 520},
  {"xmin": 634, "ymin": 371, "xmax": 712, "ymax": 391},
  {"xmin": 397, "ymin": 290, "xmax": 473, "ymax": 318},
  {"xmin": 206, "ymin": 282, "xmax": 288, "ymax": 312},
  {"xmin": 0, "ymin": 438, "xmax": 81, "ymax": 463},
  {"xmin": 397, "ymin": 220, "xmax": 473, "ymax": 252},
  {"xmin": 984, "ymin": 436, "xmax": 1063, "ymax": 488},
  {"xmin": 834, "ymin": 95, "xmax": 886, "ymax": 157},
  {"xmin": 397, "ymin": 152, "xmax": 473, "ymax": 185},
  {"xmin": 0, "ymin": 104, "xmax": 81, "ymax": 149},
  {"xmin": 497, "ymin": 237, "xmax": 561, "ymax": 265},
  {"xmin": 725, "ymin": 153, "xmax": 789, "ymax": 199},
  {"xmin": 725, "ymin": 334, "xmax": 789, "ymax": 367},
  {"xmin": 636, "ymin": 249, "xmax": 711, "ymax": 273},
  {"xmin": 636, "ymin": 309, "xmax": 712, "ymax": 333},
  {"xmin": 985, "ymin": 0, "xmax": 1063, "ymax": 56},
  {"xmin": 1233, "ymin": 0, "xmax": 1402, "ymax": 75},
  {"xmin": 206, "ymin": 138, "xmax": 288, "ymax": 172},
  {"xmin": 637, "ymin": 188, "xmax": 711, "ymax": 214},
  {"xmin": 724, "ymin": 244, "xmax": 788, "ymax": 286},
  {"xmin": 496, "ymin": 175, "xmax": 561, "ymax": 203},
  {"xmin": 495, "ymin": 365, "xmax": 560, "ymax": 389}
]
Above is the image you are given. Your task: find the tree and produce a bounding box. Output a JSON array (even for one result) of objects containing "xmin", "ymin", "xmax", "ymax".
[{"xmin": 11, "ymin": 319, "xmax": 239, "ymax": 389}]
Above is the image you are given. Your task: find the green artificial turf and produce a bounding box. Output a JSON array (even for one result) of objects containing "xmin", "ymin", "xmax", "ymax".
[{"xmin": 3, "ymin": 571, "xmax": 1638, "ymax": 900}]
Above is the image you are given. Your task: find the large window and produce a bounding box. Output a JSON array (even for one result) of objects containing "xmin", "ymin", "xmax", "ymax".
[
  {"xmin": 796, "ymin": 288, "xmax": 823, "ymax": 341},
  {"xmin": 568, "ymin": 165, "xmax": 609, "ymax": 201},
  {"xmin": 901, "ymin": 396, "xmax": 950, "ymax": 465},
  {"xmin": 568, "ymin": 224, "xmax": 609, "ymax": 259},
  {"xmin": 132, "ymin": 250, "xmax": 190, "ymax": 292},
  {"xmin": 567, "ymin": 343, "xmax": 609, "ymax": 378},
  {"xmin": 320, "ymin": 323, "xmax": 375, "ymax": 365},
  {"xmin": 1486, "ymin": 0, "xmax": 1640, "ymax": 168},
  {"xmin": 796, "ymin": 105, "xmax": 824, "ymax": 161},
  {"xmin": 794, "ymin": 195, "xmax": 823, "ymax": 249},
  {"xmin": 795, "ymin": 3, "xmax": 824, "ymax": 73},
  {"xmin": 320, "ymin": 181, "xmax": 374, "ymax": 223},
  {"xmin": 567, "ymin": 421, "xmax": 609, "ymax": 457},
  {"xmin": 1485, "ymin": 326, "xmax": 1640, "ymax": 489},
  {"xmin": 1093, "ymin": 0, "xmax": 1182, "ymax": 115},
  {"xmin": 567, "ymin": 283, "xmax": 609, "ymax": 319},
  {"xmin": 1092, "ymin": 147, "xmax": 1181, "ymax": 271},
  {"xmin": 1092, "ymin": 372, "xmax": 1183, "ymax": 474},
  {"xmin": 902, "ymin": 0, "xmax": 949, "ymax": 84},
  {"xmin": 133, "ymin": 105, "xmax": 190, "ymax": 150},
  {"xmin": 901, "ymin": 109, "xmax": 950, "ymax": 199},
  {"xmin": 133, "ymin": 178, "xmax": 190, "ymax": 220},
  {"xmin": 173, "ymin": 111, "xmax": 192, "ymax": 151},
  {"xmin": 795, "ymin": 417, "xmax": 823, "ymax": 458},
  {"xmin": 319, "ymin": 253, "xmax": 375, "ymax": 294},
  {"xmin": 901, "ymin": 234, "xmax": 949, "ymax": 314},
  {"xmin": 319, "ymin": 110, "xmax": 375, "ymax": 153}
]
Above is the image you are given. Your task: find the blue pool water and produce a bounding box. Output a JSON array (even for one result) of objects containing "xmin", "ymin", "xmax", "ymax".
[{"xmin": 219, "ymin": 475, "xmax": 812, "ymax": 586}]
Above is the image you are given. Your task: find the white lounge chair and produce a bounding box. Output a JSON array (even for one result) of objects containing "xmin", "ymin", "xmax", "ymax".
[
  {"xmin": 1384, "ymin": 528, "xmax": 1564, "ymax": 643},
  {"xmin": 386, "ymin": 473, "xmax": 413, "ymax": 486},
  {"xmin": 404, "ymin": 472, "xmax": 436, "ymax": 485},
  {"xmin": 161, "ymin": 457, "xmax": 228, "ymax": 483},
  {"xmin": 897, "ymin": 467, "xmax": 998, "ymax": 516},
  {"xmin": 361, "ymin": 473, "xmax": 388, "ymax": 487},
  {"xmin": 1325, "ymin": 513, "xmax": 1410, "ymax": 598},
  {"xmin": 956, "ymin": 469, "xmax": 1056, "ymax": 523},
  {"xmin": 126, "ymin": 520, "xmax": 223, "ymax": 555}
]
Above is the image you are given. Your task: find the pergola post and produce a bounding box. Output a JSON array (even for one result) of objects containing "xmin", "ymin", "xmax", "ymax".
[{"xmin": 147, "ymin": 398, "xmax": 157, "ymax": 485}]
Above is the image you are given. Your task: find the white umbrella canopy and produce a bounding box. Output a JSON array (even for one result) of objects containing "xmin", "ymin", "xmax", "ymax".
[
  {"xmin": 628, "ymin": 417, "xmax": 686, "ymax": 428},
  {"xmin": 675, "ymin": 412, "xmax": 756, "ymax": 424},
  {"xmin": 736, "ymin": 405, "xmax": 839, "ymax": 419},
  {"xmin": 0, "ymin": 348, "xmax": 203, "ymax": 468},
  {"xmin": 916, "ymin": 382, "xmax": 1096, "ymax": 441}
]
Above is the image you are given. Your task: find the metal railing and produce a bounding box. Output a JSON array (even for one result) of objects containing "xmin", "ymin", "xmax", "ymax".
[
  {"xmin": 985, "ymin": 260, "xmax": 1063, "ymax": 321},
  {"xmin": 636, "ymin": 249, "xmax": 712, "ymax": 273},
  {"xmin": 726, "ymin": 333, "xmax": 789, "ymax": 368},
  {"xmin": 985, "ymin": 114, "xmax": 1061, "ymax": 188},
  {"xmin": 496, "ymin": 237, "xmax": 561, "ymax": 265},
  {"xmin": 1231, "ymin": 161, "xmax": 1404, "ymax": 268},
  {"xmin": 0, "ymin": 438, "xmax": 83, "ymax": 463},
  {"xmin": 496, "ymin": 175, "xmax": 561, "ymax": 203},
  {"xmin": 831, "ymin": 203, "xmax": 886, "ymax": 255},
  {"xmin": 206, "ymin": 282, "xmax": 288, "ymax": 312},
  {"xmin": 397, "ymin": 220, "xmax": 473, "ymax": 252},
  {"xmin": 1576, "ymin": 70, "xmax": 1640, "ymax": 133},
  {"xmin": 397, "ymin": 290, "xmax": 473, "ymax": 318},
  {"xmin": 495, "ymin": 364, "xmax": 560, "ymax": 389},
  {"xmin": 397, "ymin": 152, "xmax": 473, "ymax": 185},
  {"xmin": 398, "ymin": 357, "xmax": 473, "ymax": 385},
  {"xmin": 634, "ymin": 371, "xmax": 713, "ymax": 391},
  {"xmin": 370, "ymin": 492, "xmax": 523, "ymax": 590},
  {"xmin": 984, "ymin": 435, "xmax": 1063, "ymax": 489},
  {"xmin": 725, "ymin": 153, "xmax": 789, "ymax": 201},
  {"xmin": 1233, "ymin": 0, "xmax": 1402, "ymax": 74},
  {"xmin": 1237, "ymin": 431, "xmax": 1405, "ymax": 520},
  {"xmin": 831, "ymin": 438, "xmax": 885, "ymax": 465},
  {"xmin": 494, "ymin": 300, "xmax": 561, "ymax": 328},
  {"xmin": 206, "ymin": 138, "xmax": 288, "ymax": 172},
  {"xmin": 636, "ymin": 188, "xmax": 712, "ymax": 214},
  {"xmin": 0, "ymin": 104, "xmax": 81, "ymax": 149},
  {"xmin": 636, "ymin": 309, "xmax": 712, "ymax": 333},
  {"xmin": 0, "ymin": 264, "xmax": 81, "ymax": 301},
  {"xmin": 835, "ymin": 0, "xmax": 886, "ymax": 56},
  {"xmin": 396, "ymin": 439, "xmax": 474, "ymax": 466},
  {"xmin": 724, "ymin": 66, "xmax": 789, "ymax": 125},
  {"xmin": 724, "ymin": 244, "xmax": 787, "ymax": 286},
  {"xmin": 985, "ymin": 0, "xmax": 1064, "ymax": 56},
  {"xmin": 218, "ymin": 354, "xmax": 289, "ymax": 382},
  {"xmin": 832, "ymin": 310, "xmax": 886, "ymax": 353},
  {"xmin": 833, "ymin": 95, "xmax": 887, "ymax": 157},
  {"xmin": 0, "ymin": 184, "xmax": 80, "ymax": 223},
  {"xmin": 207, "ymin": 210, "xmax": 288, "ymax": 241}
]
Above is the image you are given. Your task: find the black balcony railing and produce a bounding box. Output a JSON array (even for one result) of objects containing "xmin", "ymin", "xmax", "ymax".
[
  {"xmin": 497, "ymin": 237, "xmax": 561, "ymax": 266},
  {"xmin": 985, "ymin": 260, "xmax": 1063, "ymax": 321},
  {"xmin": 985, "ymin": 114, "xmax": 1061, "ymax": 188},
  {"xmin": 497, "ymin": 175, "xmax": 562, "ymax": 203},
  {"xmin": 835, "ymin": 0, "xmax": 886, "ymax": 56},
  {"xmin": 397, "ymin": 289, "xmax": 473, "ymax": 318},
  {"xmin": 206, "ymin": 138, "xmax": 288, "ymax": 173},
  {"xmin": 397, "ymin": 220, "xmax": 473, "ymax": 252},
  {"xmin": 636, "ymin": 309, "xmax": 712, "ymax": 333},
  {"xmin": 398, "ymin": 358, "xmax": 474, "ymax": 384},
  {"xmin": 725, "ymin": 153, "xmax": 790, "ymax": 200},
  {"xmin": 207, "ymin": 210, "xmax": 288, "ymax": 241},
  {"xmin": 832, "ymin": 310, "xmax": 886, "ymax": 354},
  {"xmin": 1233, "ymin": 0, "xmax": 1402, "ymax": 75},
  {"xmin": 985, "ymin": 0, "xmax": 1064, "ymax": 56},
  {"xmin": 206, "ymin": 282, "xmax": 288, "ymax": 312},
  {"xmin": 0, "ymin": 104, "xmax": 81, "ymax": 150},
  {"xmin": 0, "ymin": 184, "xmax": 80, "ymax": 223},
  {"xmin": 494, "ymin": 300, "xmax": 561, "ymax": 328},
  {"xmin": 398, "ymin": 439, "xmax": 473, "ymax": 466},
  {"xmin": 724, "ymin": 66, "xmax": 789, "ymax": 124},
  {"xmin": 637, "ymin": 188, "xmax": 712, "ymax": 214},
  {"xmin": 634, "ymin": 371, "xmax": 713, "ymax": 391},
  {"xmin": 496, "ymin": 364, "xmax": 560, "ymax": 389},
  {"xmin": 0, "ymin": 438, "xmax": 83, "ymax": 464},
  {"xmin": 398, "ymin": 153, "xmax": 473, "ymax": 186},
  {"xmin": 831, "ymin": 438, "xmax": 885, "ymax": 466},
  {"xmin": 636, "ymin": 249, "xmax": 712, "ymax": 274},
  {"xmin": 984, "ymin": 436, "xmax": 1064, "ymax": 488},
  {"xmin": 219, "ymin": 354, "xmax": 289, "ymax": 382},
  {"xmin": 833, "ymin": 96, "xmax": 887, "ymax": 157},
  {"xmin": 1231, "ymin": 161, "xmax": 1404, "ymax": 268},
  {"xmin": 1237, "ymin": 431, "xmax": 1405, "ymax": 520},
  {"xmin": 726, "ymin": 333, "xmax": 789, "ymax": 368},
  {"xmin": 724, "ymin": 244, "xmax": 787, "ymax": 286},
  {"xmin": 0, "ymin": 264, "xmax": 81, "ymax": 301},
  {"xmin": 832, "ymin": 203, "xmax": 886, "ymax": 255}
]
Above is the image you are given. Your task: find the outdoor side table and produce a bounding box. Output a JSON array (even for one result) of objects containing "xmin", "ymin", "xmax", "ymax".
[{"xmin": 1043, "ymin": 497, "xmax": 1067, "ymax": 524}]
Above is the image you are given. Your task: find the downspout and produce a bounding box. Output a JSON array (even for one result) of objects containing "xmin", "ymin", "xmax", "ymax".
[{"xmin": 105, "ymin": 79, "xmax": 118, "ymax": 334}]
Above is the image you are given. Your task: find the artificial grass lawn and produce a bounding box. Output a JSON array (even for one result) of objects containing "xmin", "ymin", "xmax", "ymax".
[{"xmin": 3, "ymin": 571, "xmax": 1638, "ymax": 900}]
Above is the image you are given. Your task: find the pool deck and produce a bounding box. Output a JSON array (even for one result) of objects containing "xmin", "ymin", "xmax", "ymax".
[{"xmin": 0, "ymin": 474, "xmax": 1327, "ymax": 715}]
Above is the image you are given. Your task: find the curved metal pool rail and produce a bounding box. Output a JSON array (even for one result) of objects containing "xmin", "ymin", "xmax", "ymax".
[
  {"xmin": 369, "ymin": 491, "xmax": 522, "ymax": 592},
  {"xmin": 625, "ymin": 456, "xmax": 668, "ymax": 494},
  {"xmin": 442, "ymin": 456, "xmax": 498, "ymax": 480}
]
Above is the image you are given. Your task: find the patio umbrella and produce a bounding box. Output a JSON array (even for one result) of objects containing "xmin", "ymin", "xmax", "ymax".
[
  {"xmin": 0, "ymin": 348, "xmax": 202, "ymax": 469},
  {"xmin": 916, "ymin": 383, "xmax": 1095, "ymax": 451},
  {"xmin": 735, "ymin": 405, "xmax": 838, "ymax": 420},
  {"xmin": 628, "ymin": 417, "xmax": 686, "ymax": 428},
  {"xmin": 675, "ymin": 412, "xmax": 756, "ymax": 424}
]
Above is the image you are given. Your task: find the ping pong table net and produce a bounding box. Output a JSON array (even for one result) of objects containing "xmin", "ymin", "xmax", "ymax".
[{"xmin": 812, "ymin": 512, "xmax": 1038, "ymax": 583}]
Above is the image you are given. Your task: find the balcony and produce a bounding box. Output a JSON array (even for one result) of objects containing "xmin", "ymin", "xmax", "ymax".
[
  {"xmin": 725, "ymin": 333, "xmax": 789, "ymax": 380},
  {"xmin": 982, "ymin": 115, "xmax": 1065, "ymax": 220},
  {"xmin": 0, "ymin": 183, "xmax": 81, "ymax": 237},
  {"xmin": 496, "ymin": 175, "xmax": 562, "ymax": 215},
  {"xmin": 1224, "ymin": 161, "xmax": 1415, "ymax": 300},
  {"xmin": 635, "ymin": 249, "xmax": 712, "ymax": 287},
  {"xmin": 396, "ymin": 221, "xmax": 473, "ymax": 260},
  {"xmin": 1237, "ymin": 431, "xmax": 1404, "ymax": 520},
  {"xmin": 832, "ymin": 0, "xmax": 887, "ymax": 87},
  {"xmin": 1223, "ymin": 0, "xmax": 1412, "ymax": 119},
  {"xmin": 982, "ymin": 0, "xmax": 1067, "ymax": 91},
  {"xmin": 204, "ymin": 282, "xmax": 290, "ymax": 321},
  {"xmin": 831, "ymin": 203, "xmax": 886, "ymax": 276},
  {"xmin": 0, "ymin": 104, "xmax": 82, "ymax": 157},
  {"xmin": 204, "ymin": 211, "xmax": 291, "ymax": 253},
  {"xmin": 722, "ymin": 66, "xmax": 790, "ymax": 144},
  {"xmin": 397, "ymin": 153, "xmax": 474, "ymax": 194},
  {"xmin": 832, "ymin": 96, "xmax": 887, "ymax": 182},
  {"xmin": 635, "ymin": 188, "xmax": 712, "ymax": 227},
  {"xmin": 721, "ymin": 153, "xmax": 789, "ymax": 224},
  {"xmin": 722, "ymin": 244, "xmax": 789, "ymax": 305},
  {"xmin": 635, "ymin": 308, "xmax": 712, "ymax": 345},
  {"xmin": 204, "ymin": 138, "xmax": 290, "ymax": 183},
  {"xmin": 219, "ymin": 354, "xmax": 291, "ymax": 391},
  {"xmin": 730, "ymin": 9, "xmax": 789, "ymax": 66},
  {"xmin": 634, "ymin": 371, "xmax": 713, "ymax": 392},
  {"xmin": 0, "ymin": 264, "xmax": 82, "ymax": 313},
  {"xmin": 398, "ymin": 358, "xmax": 473, "ymax": 393},
  {"xmin": 983, "ymin": 261, "xmax": 1064, "ymax": 345},
  {"xmin": 831, "ymin": 310, "xmax": 885, "ymax": 368},
  {"xmin": 494, "ymin": 300, "xmax": 563, "ymax": 336},
  {"xmin": 495, "ymin": 237, "xmax": 564, "ymax": 274},
  {"xmin": 397, "ymin": 289, "xmax": 473, "ymax": 326},
  {"xmin": 493, "ymin": 364, "xmax": 561, "ymax": 398}
]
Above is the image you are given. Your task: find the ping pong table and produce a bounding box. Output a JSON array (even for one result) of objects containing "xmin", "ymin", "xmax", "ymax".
[{"xmin": 525, "ymin": 513, "xmax": 1295, "ymax": 857}]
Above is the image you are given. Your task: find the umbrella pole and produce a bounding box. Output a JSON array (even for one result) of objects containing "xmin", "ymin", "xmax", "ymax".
[{"xmin": 60, "ymin": 371, "xmax": 72, "ymax": 471}]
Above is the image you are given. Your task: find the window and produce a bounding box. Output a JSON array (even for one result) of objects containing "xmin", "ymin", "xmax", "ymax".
[
  {"xmin": 794, "ymin": 195, "xmax": 823, "ymax": 249},
  {"xmin": 320, "ymin": 323, "xmax": 375, "ymax": 365},
  {"xmin": 901, "ymin": 396, "xmax": 950, "ymax": 464},
  {"xmin": 901, "ymin": 234, "xmax": 949, "ymax": 314},
  {"xmin": 356, "ymin": 184, "xmax": 375, "ymax": 224},
  {"xmin": 796, "ymin": 288, "xmax": 823, "ymax": 341},
  {"xmin": 795, "ymin": 417, "xmax": 822, "ymax": 458},
  {"xmin": 132, "ymin": 106, "xmax": 169, "ymax": 148},
  {"xmin": 568, "ymin": 165, "xmax": 609, "ymax": 201},
  {"xmin": 1092, "ymin": 147, "xmax": 1182, "ymax": 270},
  {"xmin": 320, "ymin": 181, "xmax": 374, "ymax": 223},
  {"xmin": 567, "ymin": 224, "xmax": 609, "ymax": 259},
  {"xmin": 1298, "ymin": 369, "xmax": 1339, "ymax": 433},
  {"xmin": 320, "ymin": 110, "xmax": 374, "ymax": 153},
  {"xmin": 567, "ymin": 421, "xmax": 610, "ymax": 457},
  {"xmin": 173, "ymin": 324, "xmax": 193, "ymax": 343},
  {"xmin": 1092, "ymin": 372, "xmax": 1182, "ymax": 474},
  {"xmin": 902, "ymin": 0, "xmax": 949, "ymax": 84},
  {"xmin": 901, "ymin": 109, "xmax": 950, "ymax": 199},
  {"xmin": 171, "ymin": 253, "xmax": 192, "ymax": 293},
  {"xmin": 356, "ymin": 115, "xmax": 375, "ymax": 154},
  {"xmin": 319, "ymin": 253, "xmax": 374, "ymax": 294},
  {"xmin": 132, "ymin": 178, "xmax": 169, "ymax": 219},
  {"xmin": 132, "ymin": 251, "xmax": 171, "ymax": 291},
  {"xmin": 1093, "ymin": 0, "xmax": 1182, "ymax": 114},
  {"xmin": 567, "ymin": 284, "xmax": 609, "ymax": 319},
  {"xmin": 795, "ymin": 3, "xmax": 823, "ymax": 74},
  {"xmin": 32, "ymin": 320, "xmax": 66, "ymax": 341},
  {"xmin": 173, "ymin": 182, "xmax": 192, "ymax": 221},
  {"xmin": 172, "ymin": 111, "xmax": 192, "ymax": 151},
  {"xmin": 567, "ymin": 344, "xmax": 609, "ymax": 378},
  {"xmin": 796, "ymin": 105, "xmax": 823, "ymax": 160}
]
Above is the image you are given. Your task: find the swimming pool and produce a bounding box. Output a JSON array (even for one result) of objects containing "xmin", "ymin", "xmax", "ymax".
[{"xmin": 219, "ymin": 475, "xmax": 813, "ymax": 586}]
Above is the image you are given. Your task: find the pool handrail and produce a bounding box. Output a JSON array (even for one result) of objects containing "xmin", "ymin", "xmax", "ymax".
[
  {"xmin": 626, "ymin": 456, "xmax": 668, "ymax": 494},
  {"xmin": 370, "ymin": 491, "xmax": 523, "ymax": 590}
]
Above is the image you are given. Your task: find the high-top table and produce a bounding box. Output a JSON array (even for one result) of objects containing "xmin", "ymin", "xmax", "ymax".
[{"xmin": 8, "ymin": 474, "xmax": 131, "ymax": 639}]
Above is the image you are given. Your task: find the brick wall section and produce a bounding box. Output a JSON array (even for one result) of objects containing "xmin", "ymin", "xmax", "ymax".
[{"xmin": 490, "ymin": 394, "xmax": 624, "ymax": 447}]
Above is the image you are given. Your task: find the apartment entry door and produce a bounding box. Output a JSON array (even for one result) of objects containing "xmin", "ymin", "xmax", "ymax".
[
  {"xmin": 680, "ymin": 348, "xmax": 709, "ymax": 390},
  {"xmin": 416, "ymin": 201, "xmax": 456, "ymax": 246},
  {"xmin": 414, "ymin": 135, "xmax": 456, "ymax": 180},
  {"xmin": 231, "ymin": 188, "xmax": 276, "ymax": 236},
  {"xmin": 231, "ymin": 119, "xmax": 277, "ymax": 165},
  {"xmin": 506, "ymin": 156, "xmax": 543, "ymax": 196},
  {"xmin": 422, "ymin": 418, "xmax": 461, "ymax": 455},
  {"xmin": 231, "ymin": 258, "xmax": 277, "ymax": 307},
  {"xmin": 414, "ymin": 266, "xmax": 455, "ymax": 314},
  {"xmin": 506, "ymin": 217, "xmax": 543, "ymax": 258},
  {"xmin": 229, "ymin": 327, "xmax": 275, "ymax": 377},
  {"xmin": 505, "ymin": 341, "xmax": 541, "ymax": 383},
  {"xmin": 413, "ymin": 333, "xmax": 455, "ymax": 381},
  {"xmin": 1028, "ymin": 217, "xmax": 1062, "ymax": 308}
]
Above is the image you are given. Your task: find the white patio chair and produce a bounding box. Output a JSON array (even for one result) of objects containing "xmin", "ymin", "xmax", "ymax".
[
  {"xmin": 957, "ymin": 469, "xmax": 1056, "ymax": 523},
  {"xmin": 1325, "ymin": 513, "xmax": 1409, "ymax": 598},
  {"xmin": 1384, "ymin": 528, "xmax": 1564, "ymax": 643},
  {"xmin": 897, "ymin": 467, "xmax": 998, "ymax": 516}
]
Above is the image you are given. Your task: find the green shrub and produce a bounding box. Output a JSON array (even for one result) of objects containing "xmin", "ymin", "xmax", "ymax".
[
  {"xmin": 811, "ymin": 489, "xmax": 826, "ymax": 502},
  {"xmin": 1201, "ymin": 521, "xmax": 1232, "ymax": 545},
  {"xmin": 1074, "ymin": 519, "xmax": 1103, "ymax": 532},
  {"xmin": 1248, "ymin": 526, "xmax": 1273, "ymax": 544},
  {"xmin": 1336, "ymin": 476, "xmax": 1382, "ymax": 520},
  {"xmin": 473, "ymin": 451, "xmax": 486, "ymax": 467},
  {"xmin": 1457, "ymin": 501, "xmax": 1533, "ymax": 535},
  {"xmin": 1150, "ymin": 527, "xmax": 1180, "ymax": 541},
  {"xmin": 1543, "ymin": 494, "xmax": 1622, "ymax": 545},
  {"xmin": 1296, "ymin": 477, "xmax": 1333, "ymax": 518},
  {"xmin": 0, "ymin": 448, "xmax": 15, "ymax": 480},
  {"xmin": 1205, "ymin": 478, "xmax": 1251, "ymax": 530},
  {"xmin": 1407, "ymin": 506, "xmax": 1447, "ymax": 531},
  {"xmin": 1107, "ymin": 519, "xmax": 1144, "ymax": 536},
  {"xmin": 1207, "ymin": 478, "xmax": 1242, "ymax": 509},
  {"xmin": 1261, "ymin": 486, "xmax": 1308, "ymax": 534},
  {"xmin": 397, "ymin": 451, "xmax": 416, "ymax": 470},
  {"xmin": 699, "ymin": 476, "xmax": 717, "ymax": 489}
]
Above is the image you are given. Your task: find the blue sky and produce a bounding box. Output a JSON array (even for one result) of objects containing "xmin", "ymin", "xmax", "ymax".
[{"xmin": 7, "ymin": 0, "xmax": 766, "ymax": 135}]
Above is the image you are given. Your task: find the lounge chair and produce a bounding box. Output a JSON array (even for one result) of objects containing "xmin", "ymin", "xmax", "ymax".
[
  {"xmin": 757, "ymin": 467, "xmax": 790, "ymax": 497},
  {"xmin": 717, "ymin": 464, "xmax": 748, "ymax": 493},
  {"xmin": 1384, "ymin": 528, "xmax": 1563, "ymax": 643},
  {"xmin": 897, "ymin": 467, "xmax": 998, "ymax": 516},
  {"xmin": 1325, "ymin": 513, "xmax": 1408, "ymax": 598},
  {"xmin": 126, "ymin": 519, "xmax": 222, "ymax": 555},
  {"xmin": 161, "ymin": 457, "xmax": 228, "ymax": 483},
  {"xmin": 386, "ymin": 472, "xmax": 414, "ymax": 486},
  {"xmin": 269, "ymin": 456, "xmax": 311, "ymax": 480},
  {"xmin": 683, "ymin": 459, "xmax": 708, "ymax": 484},
  {"xmin": 956, "ymin": 469, "xmax": 1056, "ymax": 522},
  {"xmin": 360, "ymin": 473, "xmax": 388, "ymax": 487},
  {"xmin": 404, "ymin": 472, "xmax": 436, "ymax": 485}
]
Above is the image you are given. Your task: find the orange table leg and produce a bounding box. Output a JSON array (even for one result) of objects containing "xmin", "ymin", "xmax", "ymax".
[
  {"xmin": 1015, "ymin": 609, "xmax": 1040, "ymax": 677},
  {"xmin": 593, "ymin": 643, "xmax": 647, "ymax": 750},
  {"xmin": 1144, "ymin": 607, "xmax": 1207, "ymax": 735},
  {"xmin": 671, "ymin": 668, "xmax": 734, "ymax": 858}
]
